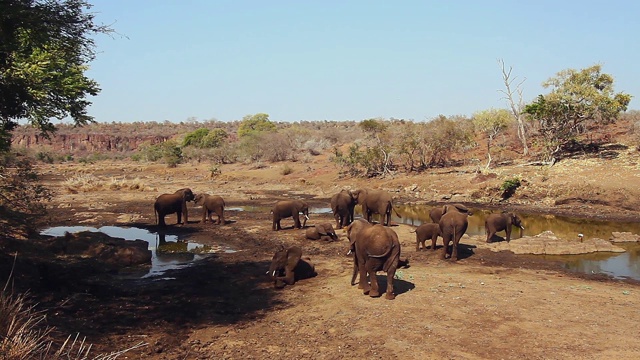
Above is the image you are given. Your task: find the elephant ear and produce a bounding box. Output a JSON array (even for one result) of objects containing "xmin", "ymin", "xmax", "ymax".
[{"xmin": 286, "ymin": 247, "xmax": 303, "ymax": 269}]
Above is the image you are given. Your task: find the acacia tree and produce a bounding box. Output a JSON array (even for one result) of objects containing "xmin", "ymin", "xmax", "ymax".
[
  {"xmin": 524, "ymin": 64, "xmax": 632, "ymax": 163},
  {"xmin": 472, "ymin": 108, "xmax": 514, "ymax": 169}
]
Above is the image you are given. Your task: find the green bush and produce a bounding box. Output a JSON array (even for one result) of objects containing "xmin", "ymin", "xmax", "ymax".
[{"xmin": 500, "ymin": 177, "xmax": 521, "ymax": 199}]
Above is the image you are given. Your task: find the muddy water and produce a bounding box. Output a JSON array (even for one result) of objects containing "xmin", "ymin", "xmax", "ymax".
[{"xmin": 40, "ymin": 226, "xmax": 235, "ymax": 278}]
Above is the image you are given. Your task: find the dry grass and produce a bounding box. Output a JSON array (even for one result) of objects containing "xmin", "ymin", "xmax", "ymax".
[
  {"xmin": 1, "ymin": 257, "xmax": 146, "ymax": 359},
  {"xmin": 63, "ymin": 175, "xmax": 149, "ymax": 193}
]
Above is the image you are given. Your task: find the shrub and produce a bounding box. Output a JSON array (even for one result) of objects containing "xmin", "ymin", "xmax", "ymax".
[
  {"xmin": 500, "ymin": 177, "xmax": 521, "ymax": 199},
  {"xmin": 281, "ymin": 164, "xmax": 293, "ymax": 175}
]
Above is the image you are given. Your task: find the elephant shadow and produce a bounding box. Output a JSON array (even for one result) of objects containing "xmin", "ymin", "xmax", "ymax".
[
  {"xmin": 488, "ymin": 234, "xmax": 507, "ymax": 243},
  {"xmin": 454, "ymin": 243, "xmax": 477, "ymax": 260},
  {"xmin": 375, "ymin": 275, "xmax": 415, "ymax": 297}
]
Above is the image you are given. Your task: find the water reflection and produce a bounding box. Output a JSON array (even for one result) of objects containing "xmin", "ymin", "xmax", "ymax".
[{"xmin": 40, "ymin": 226, "xmax": 233, "ymax": 278}]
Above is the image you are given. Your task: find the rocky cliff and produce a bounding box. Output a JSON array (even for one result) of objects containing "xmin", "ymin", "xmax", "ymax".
[{"xmin": 11, "ymin": 133, "xmax": 172, "ymax": 153}]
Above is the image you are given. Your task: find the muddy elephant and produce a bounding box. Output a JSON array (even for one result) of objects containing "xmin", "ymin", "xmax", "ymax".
[
  {"xmin": 330, "ymin": 190, "xmax": 357, "ymax": 229},
  {"xmin": 194, "ymin": 193, "xmax": 225, "ymax": 224},
  {"xmin": 351, "ymin": 188, "xmax": 399, "ymax": 226},
  {"xmin": 154, "ymin": 188, "xmax": 195, "ymax": 226},
  {"xmin": 272, "ymin": 200, "xmax": 309, "ymax": 231},
  {"xmin": 429, "ymin": 203, "xmax": 471, "ymax": 223},
  {"xmin": 267, "ymin": 246, "xmax": 317, "ymax": 288},
  {"xmin": 412, "ymin": 223, "xmax": 440, "ymax": 251},
  {"xmin": 305, "ymin": 223, "xmax": 339, "ymax": 241},
  {"xmin": 438, "ymin": 204, "xmax": 469, "ymax": 261},
  {"xmin": 346, "ymin": 219, "xmax": 401, "ymax": 300},
  {"xmin": 485, "ymin": 212, "xmax": 524, "ymax": 243}
]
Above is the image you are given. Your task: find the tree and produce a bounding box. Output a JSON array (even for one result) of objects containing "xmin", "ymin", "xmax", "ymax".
[
  {"xmin": 472, "ymin": 108, "xmax": 513, "ymax": 169},
  {"xmin": 498, "ymin": 59, "xmax": 529, "ymax": 155},
  {"xmin": 0, "ymin": 0, "xmax": 111, "ymax": 152},
  {"xmin": 237, "ymin": 113, "xmax": 276, "ymax": 138},
  {"xmin": 524, "ymin": 64, "xmax": 632, "ymax": 163}
]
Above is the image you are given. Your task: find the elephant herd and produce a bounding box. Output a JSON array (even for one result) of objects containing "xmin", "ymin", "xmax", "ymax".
[{"xmin": 153, "ymin": 187, "xmax": 525, "ymax": 300}]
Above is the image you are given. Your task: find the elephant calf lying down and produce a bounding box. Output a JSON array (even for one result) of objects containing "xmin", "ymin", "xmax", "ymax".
[
  {"xmin": 305, "ymin": 223, "xmax": 339, "ymax": 241},
  {"xmin": 268, "ymin": 246, "xmax": 317, "ymax": 289}
]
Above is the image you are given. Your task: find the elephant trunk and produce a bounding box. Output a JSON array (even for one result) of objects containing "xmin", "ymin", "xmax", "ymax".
[{"xmin": 519, "ymin": 226, "xmax": 524, "ymax": 238}]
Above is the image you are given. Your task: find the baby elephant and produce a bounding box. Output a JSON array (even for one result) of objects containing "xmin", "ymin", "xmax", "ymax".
[
  {"xmin": 485, "ymin": 212, "xmax": 525, "ymax": 243},
  {"xmin": 412, "ymin": 223, "xmax": 441, "ymax": 251},
  {"xmin": 267, "ymin": 246, "xmax": 317, "ymax": 289},
  {"xmin": 305, "ymin": 223, "xmax": 339, "ymax": 241},
  {"xmin": 193, "ymin": 193, "xmax": 225, "ymax": 224}
]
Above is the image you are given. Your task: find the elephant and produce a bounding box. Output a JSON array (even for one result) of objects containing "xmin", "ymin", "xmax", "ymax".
[
  {"xmin": 272, "ymin": 199, "xmax": 309, "ymax": 231},
  {"xmin": 351, "ymin": 188, "xmax": 399, "ymax": 226},
  {"xmin": 412, "ymin": 223, "xmax": 441, "ymax": 251},
  {"xmin": 429, "ymin": 203, "xmax": 471, "ymax": 223},
  {"xmin": 330, "ymin": 190, "xmax": 357, "ymax": 229},
  {"xmin": 154, "ymin": 188, "xmax": 195, "ymax": 226},
  {"xmin": 267, "ymin": 245, "xmax": 317, "ymax": 289},
  {"xmin": 346, "ymin": 219, "xmax": 401, "ymax": 300},
  {"xmin": 485, "ymin": 212, "xmax": 525, "ymax": 243},
  {"xmin": 193, "ymin": 193, "xmax": 225, "ymax": 224},
  {"xmin": 305, "ymin": 223, "xmax": 339, "ymax": 241},
  {"xmin": 438, "ymin": 204, "xmax": 469, "ymax": 261}
]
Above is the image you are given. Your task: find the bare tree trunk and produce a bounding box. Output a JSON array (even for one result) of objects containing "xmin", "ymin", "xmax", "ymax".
[{"xmin": 498, "ymin": 59, "xmax": 529, "ymax": 156}]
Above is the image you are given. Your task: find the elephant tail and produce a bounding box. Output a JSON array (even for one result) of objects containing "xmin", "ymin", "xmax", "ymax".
[
  {"xmin": 392, "ymin": 205, "xmax": 401, "ymax": 218},
  {"xmin": 367, "ymin": 243, "xmax": 394, "ymax": 258}
]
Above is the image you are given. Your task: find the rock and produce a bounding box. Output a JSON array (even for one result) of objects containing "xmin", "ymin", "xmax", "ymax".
[
  {"xmin": 471, "ymin": 231, "xmax": 626, "ymax": 255},
  {"xmin": 47, "ymin": 231, "xmax": 152, "ymax": 267},
  {"xmin": 610, "ymin": 232, "xmax": 640, "ymax": 242}
]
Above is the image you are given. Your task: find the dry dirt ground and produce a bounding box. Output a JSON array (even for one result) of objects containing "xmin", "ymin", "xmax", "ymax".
[{"xmin": 8, "ymin": 151, "xmax": 640, "ymax": 359}]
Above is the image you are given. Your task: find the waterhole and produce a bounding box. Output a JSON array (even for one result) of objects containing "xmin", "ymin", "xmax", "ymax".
[
  {"xmin": 40, "ymin": 226, "xmax": 235, "ymax": 279},
  {"xmin": 391, "ymin": 205, "xmax": 640, "ymax": 281}
]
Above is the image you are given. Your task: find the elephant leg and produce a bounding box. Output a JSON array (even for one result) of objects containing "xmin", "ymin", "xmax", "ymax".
[
  {"xmin": 218, "ymin": 211, "xmax": 224, "ymax": 225},
  {"xmin": 486, "ymin": 230, "xmax": 494, "ymax": 243},
  {"xmin": 366, "ymin": 261, "xmax": 380, "ymax": 297},
  {"xmin": 431, "ymin": 234, "xmax": 438, "ymax": 251},
  {"xmin": 176, "ymin": 211, "xmax": 182, "ymax": 225},
  {"xmin": 385, "ymin": 270, "xmax": 396, "ymax": 300},
  {"xmin": 358, "ymin": 261, "xmax": 369, "ymax": 294},
  {"xmin": 416, "ymin": 239, "xmax": 420, "ymax": 251},
  {"xmin": 281, "ymin": 267, "xmax": 296, "ymax": 285},
  {"xmin": 158, "ymin": 213, "xmax": 166, "ymax": 227},
  {"xmin": 351, "ymin": 255, "xmax": 359, "ymax": 286},
  {"xmin": 441, "ymin": 238, "xmax": 450, "ymax": 259},
  {"xmin": 506, "ymin": 227, "xmax": 512, "ymax": 242},
  {"xmin": 272, "ymin": 219, "xmax": 279, "ymax": 231},
  {"xmin": 335, "ymin": 214, "xmax": 341, "ymax": 229},
  {"xmin": 201, "ymin": 209, "xmax": 207, "ymax": 223},
  {"xmin": 451, "ymin": 238, "xmax": 460, "ymax": 261},
  {"xmin": 293, "ymin": 214, "xmax": 301, "ymax": 229}
]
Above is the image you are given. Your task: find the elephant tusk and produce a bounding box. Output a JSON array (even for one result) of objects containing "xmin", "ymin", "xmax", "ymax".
[
  {"xmin": 304, "ymin": 214, "xmax": 310, "ymax": 220},
  {"xmin": 347, "ymin": 250, "xmax": 352, "ymax": 255},
  {"xmin": 272, "ymin": 270, "xmax": 276, "ymax": 277},
  {"xmin": 265, "ymin": 271, "xmax": 269, "ymax": 275},
  {"xmin": 520, "ymin": 226, "xmax": 525, "ymax": 229}
]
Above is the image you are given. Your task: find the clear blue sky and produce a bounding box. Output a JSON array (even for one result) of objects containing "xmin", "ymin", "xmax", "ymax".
[{"xmin": 86, "ymin": 0, "xmax": 639, "ymax": 123}]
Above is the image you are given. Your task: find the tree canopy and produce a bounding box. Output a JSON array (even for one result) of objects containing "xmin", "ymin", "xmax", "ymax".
[
  {"xmin": 473, "ymin": 108, "xmax": 513, "ymax": 168},
  {"xmin": 0, "ymin": 0, "xmax": 109, "ymax": 151},
  {"xmin": 237, "ymin": 113, "xmax": 276, "ymax": 138},
  {"xmin": 524, "ymin": 64, "xmax": 632, "ymax": 161}
]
